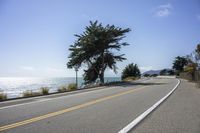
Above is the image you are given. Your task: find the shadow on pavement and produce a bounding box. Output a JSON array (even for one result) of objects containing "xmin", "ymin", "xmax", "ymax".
[{"xmin": 109, "ymin": 81, "xmax": 166, "ymax": 87}]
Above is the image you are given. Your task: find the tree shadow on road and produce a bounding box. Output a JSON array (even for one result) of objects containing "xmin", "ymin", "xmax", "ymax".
[{"xmin": 108, "ymin": 81, "xmax": 167, "ymax": 87}]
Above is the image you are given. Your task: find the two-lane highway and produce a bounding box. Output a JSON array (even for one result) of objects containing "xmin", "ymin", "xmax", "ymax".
[{"xmin": 0, "ymin": 78, "xmax": 179, "ymax": 133}]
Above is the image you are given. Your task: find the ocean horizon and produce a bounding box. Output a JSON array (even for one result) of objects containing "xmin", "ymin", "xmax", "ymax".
[{"xmin": 0, "ymin": 77, "xmax": 121, "ymax": 98}]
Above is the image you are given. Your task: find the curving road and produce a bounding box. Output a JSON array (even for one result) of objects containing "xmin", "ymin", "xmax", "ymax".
[{"xmin": 0, "ymin": 78, "xmax": 180, "ymax": 133}]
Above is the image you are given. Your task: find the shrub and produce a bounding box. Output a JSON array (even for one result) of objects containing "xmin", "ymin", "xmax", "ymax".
[
  {"xmin": 121, "ymin": 63, "xmax": 141, "ymax": 80},
  {"xmin": 0, "ymin": 93, "xmax": 7, "ymax": 101},
  {"xmin": 68, "ymin": 83, "xmax": 77, "ymax": 91},
  {"xmin": 58, "ymin": 85, "xmax": 68, "ymax": 92},
  {"xmin": 143, "ymin": 74, "xmax": 150, "ymax": 77},
  {"xmin": 23, "ymin": 91, "xmax": 41, "ymax": 97},
  {"xmin": 151, "ymin": 74, "xmax": 158, "ymax": 77},
  {"xmin": 40, "ymin": 87, "xmax": 49, "ymax": 95}
]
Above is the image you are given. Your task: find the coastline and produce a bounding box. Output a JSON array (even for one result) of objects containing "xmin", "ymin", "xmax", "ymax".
[
  {"xmin": 0, "ymin": 80, "xmax": 125, "ymax": 102},
  {"xmin": 0, "ymin": 77, "xmax": 121, "ymax": 99}
]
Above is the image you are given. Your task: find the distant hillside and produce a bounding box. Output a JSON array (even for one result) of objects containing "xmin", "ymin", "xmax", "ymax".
[
  {"xmin": 142, "ymin": 70, "xmax": 161, "ymax": 75},
  {"xmin": 143, "ymin": 69, "xmax": 172, "ymax": 75}
]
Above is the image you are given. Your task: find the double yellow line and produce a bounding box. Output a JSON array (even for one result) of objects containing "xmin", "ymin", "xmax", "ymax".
[{"xmin": 0, "ymin": 86, "xmax": 146, "ymax": 131}]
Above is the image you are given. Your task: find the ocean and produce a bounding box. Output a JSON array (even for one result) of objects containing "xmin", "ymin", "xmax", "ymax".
[{"xmin": 0, "ymin": 77, "xmax": 121, "ymax": 98}]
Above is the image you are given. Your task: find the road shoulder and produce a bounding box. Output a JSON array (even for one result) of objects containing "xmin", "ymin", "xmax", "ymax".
[{"xmin": 133, "ymin": 79, "xmax": 200, "ymax": 133}]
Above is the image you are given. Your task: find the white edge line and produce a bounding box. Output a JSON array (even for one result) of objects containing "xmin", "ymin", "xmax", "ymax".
[{"xmin": 118, "ymin": 78, "xmax": 181, "ymax": 133}]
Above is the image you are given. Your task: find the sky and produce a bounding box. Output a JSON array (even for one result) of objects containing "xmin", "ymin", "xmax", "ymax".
[{"xmin": 0, "ymin": 0, "xmax": 200, "ymax": 77}]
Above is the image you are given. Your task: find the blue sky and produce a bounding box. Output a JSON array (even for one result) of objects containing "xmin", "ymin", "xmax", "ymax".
[{"xmin": 0, "ymin": 0, "xmax": 200, "ymax": 77}]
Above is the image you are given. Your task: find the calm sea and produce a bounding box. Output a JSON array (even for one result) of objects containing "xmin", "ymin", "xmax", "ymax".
[{"xmin": 0, "ymin": 77, "xmax": 121, "ymax": 98}]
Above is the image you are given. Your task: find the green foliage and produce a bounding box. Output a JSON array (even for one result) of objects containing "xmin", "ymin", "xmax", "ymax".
[
  {"xmin": 67, "ymin": 20, "xmax": 131, "ymax": 84},
  {"xmin": 68, "ymin": 83, "xmax": 77, "ymax": 91},
  {"xmin": 0, "ymin": 93, "xmax": 7, "ymax": 101},
  {"xmin": 22, "ymin": 91, "xmax": 41, "ymax": 97},
  {"xmin": 168, "ymin": 70, "xmax": 175, "ymax": 75},
  {"xmin": 195, "ymin": 44, "xmax": 200, "ymax": 55},
  {"xmin": 143, "ymin": 74, "xmax": 150, "ymax": 77},
  {"xmin": 173, "ymin": 56, "xmax": 188, "ymax": 74},
  {"xmin": 40, "ymin": 87, "xmax": 49, "ymax": 95},
  {"xmin": 151, "ymin": 74, "xmax": 158, "ymax": 77},
  {"xmin": 160, "ymin": 69, "xmax": 168, "ymax": 75},
  {"xmin": 58, "ymin": 85, "xmax": 68, "ymax": 92},
  {"xmin": 121, "ymin": 63, "xmax": 141, "ymax": 80},
  {"xmin": 184, "ymin": 63, "xmax": 196, "ymax": 73},
  {"xmin": 160, "ymin": 69, "xmax": 175, "ymax": 75}
]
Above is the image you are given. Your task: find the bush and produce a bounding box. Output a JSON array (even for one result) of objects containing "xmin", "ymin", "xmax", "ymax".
[
  {"xmin": 58, "ymin": 85, "xmax": 68, "ymax": 92},
  {"xmin": 68, "ymin": 83, "xmax": 77, "ymax": 91},
  {"xmin": 23, "ymin": 91, "xmax": 41, "ymax": 97},
  {"xmin": 143, "ymin": 74, "xmax": 150, "ymax": 77},
  {"xmin": 151, "ymin": 74, "xmax": 158, "ymax": 77},
  {"xmin": 122, "ymin": 63, "xmax": 141, "ymax": 80},
  {"xmin": 0, "ymin": 93, "xmax": 7, "ymax": 101},
  {"xmin": 40, "ymin": 87, "xmax": 49, "ymax": 95}
]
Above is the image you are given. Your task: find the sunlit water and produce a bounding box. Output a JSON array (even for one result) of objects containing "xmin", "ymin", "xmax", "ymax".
[{"xmin": 0, "ymin": 77, "xmax": 120, "ymax": 98}]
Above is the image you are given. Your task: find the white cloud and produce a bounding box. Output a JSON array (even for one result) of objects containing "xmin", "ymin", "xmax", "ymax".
[
  {"xmin": 154, "ymin": 3, "xmax": 172, "ymax": 17},
  {"xmin": 21, "ymin": 66, "xmax": 34, "ymax": 71}
]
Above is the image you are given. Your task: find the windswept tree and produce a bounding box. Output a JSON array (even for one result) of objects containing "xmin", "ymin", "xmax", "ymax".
[
  {"xmin": 67, "ymin": 21, "xmax": 131, "ymax": 84},
  {"xmin": 121, "ymin": 63, "xmax": 141, "ymax": 80},
  {"xmin": 172, "ymin": 56, "xmax": 188, "ymax": 74}
]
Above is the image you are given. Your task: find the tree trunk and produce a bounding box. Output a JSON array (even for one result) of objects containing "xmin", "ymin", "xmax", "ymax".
[
  {"xmin": 99, "ymin": 52, "xmax": 105, "ymax": 84},
  {"xmin": 99, "ymin": 72, "xmax": 104, "ymax": 84}
]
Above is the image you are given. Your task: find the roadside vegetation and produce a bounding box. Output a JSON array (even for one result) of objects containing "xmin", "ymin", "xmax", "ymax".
[
  {"xmin": 23, "ymin": 87, "xmax": 50, "ymax": 97},
  {"xmin": 22, "ymin": 91, "xmax": 41, "ymax": 97},
  {"xmin": 121, "ymin": 63, "xmax": 141, "ymax": 81},
  {"xmin": 172, "ymin": 56, "xmax": 188, "ymax": 75},
  {"xmin": 58, "ymin": 83, "xmax": 77, "ymax": 92},
  {"xmin": 172, "ymin": 43, "xmax": 200, "ymax": 87},
  {"xmin": 40, "ymin": 87, "xmax": 49, "ymax": 95},
  {"xmin": 0, "ymin": 93, "xmax": 7, "ymax": 101},
  {"xmin": 58, "ymin": 85, "xmax": 68, "ymax": 92},
  {"xmin": 159, "ymin": 69, "xmax": 175, "ymax": 76},
  {"xmin": 67, "ymin": 83, "xmax": 77, "ymax": 91}
]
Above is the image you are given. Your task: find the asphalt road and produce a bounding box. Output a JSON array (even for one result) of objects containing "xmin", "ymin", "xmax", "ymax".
[
  {"xmin": 0, "ymin": 78, "xmax": 179, "ymax": 133},
  {"xmin": 133, "ymin": 79, "xmax": 200, "ymax": 133}
]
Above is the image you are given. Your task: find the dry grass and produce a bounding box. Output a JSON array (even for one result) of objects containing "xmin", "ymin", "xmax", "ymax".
[
  {"xmin": 68, "ymin": 83, "xmax": 77, "ymax": 91},
  {"xmin": 22, "ymin": 91, "xmax": 41, "ymax": 97},
  {"xmin": 40, "ymin": 87, "xmax": 49, "ymax": 95},
  {"xmin": 0, "ymin": 93, "xmax": 7, "ymax": 101},
  {"xmin": 58, "ymin": 85, "xmax": 68, "ymax": 92},
  {"xmin": 123, "ymin": 76, "xmax": 137, "ymax": 81}
]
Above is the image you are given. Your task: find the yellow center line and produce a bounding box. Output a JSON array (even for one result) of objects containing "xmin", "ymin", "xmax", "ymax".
[{"xmin": 0, "ymin": 86, "xmax": 146, "ymax": 131}]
